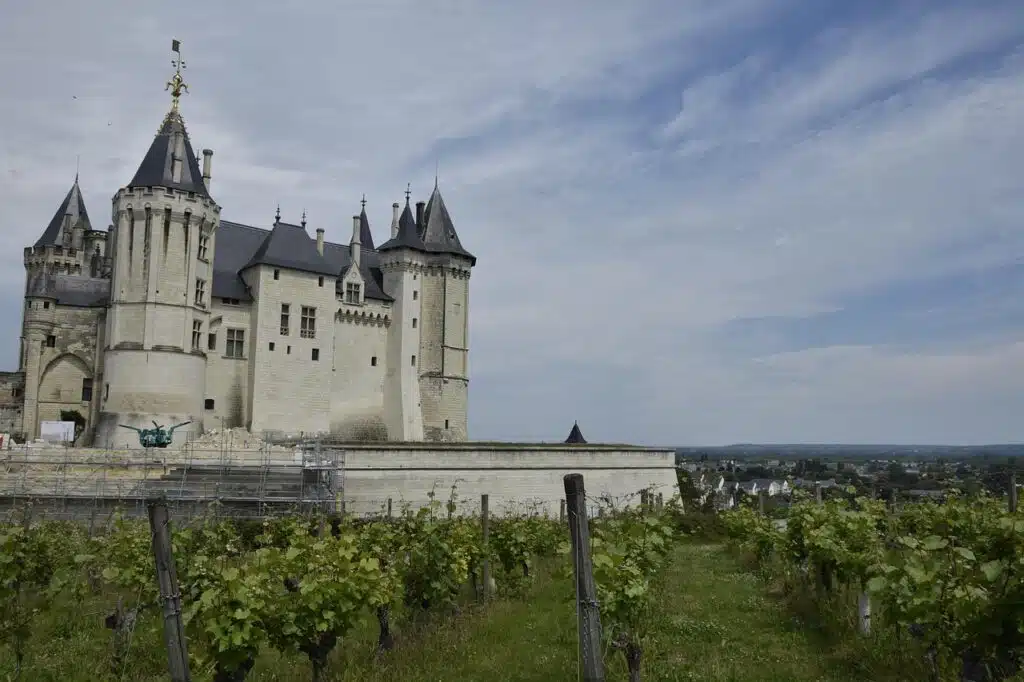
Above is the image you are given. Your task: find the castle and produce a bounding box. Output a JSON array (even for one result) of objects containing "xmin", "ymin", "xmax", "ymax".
[{"xmin": 0, "ymin": 46, "xmax": 475, "ymax": 448}]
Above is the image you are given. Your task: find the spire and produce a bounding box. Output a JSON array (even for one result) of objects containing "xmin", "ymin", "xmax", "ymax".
[
  {"xmin": 357, "ymin": 195, "xmax": 375, "ymax": 250},
  {"xmin": 275, "ymin": 204, "xmax": 281, "ymax": 224},
  {"xmin": 301, "ymin": 208, "xmax": 307, "ymax": 228},
  {"xmin": 565, "ymin": 421, "xmax": 587, "ymax": 445},
  {"xmin": 125, "ymin": 40, "xmax": 208, "ymax": 197},
  {"xmin": 377, "ymin": 188, "xmax": 426, "ymax": 253},
  {"xmin": 420, "ymin": 182, "xmax": 476, "ymax": 264},
  {"xmin": 34, "ymin": 176, "xmax": 92, "ymax": 248}
]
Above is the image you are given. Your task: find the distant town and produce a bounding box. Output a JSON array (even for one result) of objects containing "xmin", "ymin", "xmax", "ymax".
[{"xmin": 674, "ymin": 444, "xmax": 1023, "ymax": 510}]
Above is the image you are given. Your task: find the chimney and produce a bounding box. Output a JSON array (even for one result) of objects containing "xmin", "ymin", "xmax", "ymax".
[
  {"xmin": 315, "ymin": 227, "xmax": 325, "ymax": 256},
  {"xmin": 351, "ymin": 215, "xmax": 361, "ymax": 268},
  {"xmin": 391, "ymin": 202, "xmax": 400, "ymax": 239},
  {"xmin": 415, "ymin": 201, "xmax": 425, "ymax": 231},
  {"xmin": 202, "ymin": 149, "xmax": 213, "ymax": 189}
]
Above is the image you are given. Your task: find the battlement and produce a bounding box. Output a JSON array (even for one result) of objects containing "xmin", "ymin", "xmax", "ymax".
[{"xmin": 115, "ymin": 185, "xmax": 220, "ymax": 214}]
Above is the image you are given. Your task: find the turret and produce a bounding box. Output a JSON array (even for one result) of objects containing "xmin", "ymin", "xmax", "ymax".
[
  {"xmin": 414, "ymin": 182, "xmax": 475, "ymax": 441},
  {"xmin": 95, "ymin": 39, "xmax": 219, "ymax": 448}
]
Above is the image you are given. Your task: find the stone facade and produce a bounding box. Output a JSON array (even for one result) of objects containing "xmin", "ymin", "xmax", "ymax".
[{"xmin": 8, "ymin": 68, "xmax": 475, "ymax": 448}]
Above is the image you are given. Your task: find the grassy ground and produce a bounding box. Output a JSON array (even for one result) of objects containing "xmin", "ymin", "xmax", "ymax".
[{"xmin": 3, "ymin": 542, "xmax": 929, "ymax": 682}]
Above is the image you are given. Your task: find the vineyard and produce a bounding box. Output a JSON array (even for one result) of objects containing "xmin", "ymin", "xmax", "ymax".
[
  {"xmin": 723, "ymin": 490, "xmax": 1024, "ymax": 682},
  {"xmin": 0, "ymin": 487, "xmax": 683, "ymax": 682}
]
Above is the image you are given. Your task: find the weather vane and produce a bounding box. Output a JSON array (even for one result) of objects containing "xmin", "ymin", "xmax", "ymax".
[
  {"xmin": 166, "ymin": 39, "xmax": 189, "ymax": 111},
  {"xmin": 361, "ymin": 193, "xmax": 367, "ymax": 210},
  {"xmin": 405, "ymin": 183, "xmax": 411, "ymax": 202}
]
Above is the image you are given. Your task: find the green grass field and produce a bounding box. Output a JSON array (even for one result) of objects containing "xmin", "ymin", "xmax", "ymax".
[{"xmin": 4, "ymin": 542, "xmax": 930, "ymax": 681}]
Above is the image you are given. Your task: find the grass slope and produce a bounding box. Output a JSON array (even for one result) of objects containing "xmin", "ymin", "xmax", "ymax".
[{"xmin": 3, "ymin": 542, "xmax": 919, "ymax": 681}]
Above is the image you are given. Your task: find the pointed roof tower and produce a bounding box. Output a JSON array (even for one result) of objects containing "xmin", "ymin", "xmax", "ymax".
[
  {"xmin": 126, "ymin": 40, "xmax": 210, "ymax": 198},
  {"xmin": 565, "ymin": 421, "xmax": 587, "ymax": 444},
  {"xmin": 358, "ymin": 194, "xmax": 375, "ymax": 250},
  {"xmin": 421, "ymin": 181, "xmax": 476, "ymax": 264},
  {"xmin": 377, "ymin": 192, "xmax": 427, "ymax": 253},
  {"xmin": 35, "ymin": 176, "xmax": 92, "ymax": 247}
]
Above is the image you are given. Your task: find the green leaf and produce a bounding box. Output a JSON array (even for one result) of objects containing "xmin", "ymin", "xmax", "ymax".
[{"xmin": 980, "ymin": 560, "xmax": 1003, "ymax": 582}]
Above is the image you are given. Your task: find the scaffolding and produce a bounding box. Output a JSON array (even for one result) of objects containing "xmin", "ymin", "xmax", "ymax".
[{"xmin": 0, "ymin": 432, "xmax": 346, "ymax": 521}]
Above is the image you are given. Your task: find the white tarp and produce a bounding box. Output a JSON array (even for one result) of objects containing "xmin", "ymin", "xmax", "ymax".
[{"xmin": 40, "ymin": 420, "xmax": 76, "ymax": 444}]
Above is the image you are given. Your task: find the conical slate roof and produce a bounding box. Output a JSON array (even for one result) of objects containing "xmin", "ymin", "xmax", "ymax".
[
  {"xmin": 127, "ymin": 109, "xmax": 209, "ymax": 197},
  {"xmin": 378, "ymin": 197, "xmax": 426, "ymax": 252},
  {"xmin": 358, "ymin": 207, "xmax": 375, "ymax": 251},
  {"xmin": 565, "ymin": 421, "xmax": 587, "ymax": 444},
  {"xmin": 35, "ymin": 177, "xmax": 92, "ymax": 247},
  {"xmin": 421, "ymin": 183, "xmax": 475, "ymax": 263}
]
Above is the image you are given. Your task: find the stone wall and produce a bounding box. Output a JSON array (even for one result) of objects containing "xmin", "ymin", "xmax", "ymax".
[
  {"xmin": 0, "ymin": 371, "xmax": 25, "ymax": 435},
  {"xmin": 337, "ymin": 444, "xmax": 678, "ymax": 517}
]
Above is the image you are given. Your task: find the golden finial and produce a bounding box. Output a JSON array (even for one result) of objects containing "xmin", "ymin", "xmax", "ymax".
[{"xmin": 166, "ymin": 39, "xmax": 189, "ymax": 111}]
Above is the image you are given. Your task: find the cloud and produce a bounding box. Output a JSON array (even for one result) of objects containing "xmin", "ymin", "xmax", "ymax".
[{"xmin": 1, "ymin": 0, "xmax": 1022, "ymax": 445}]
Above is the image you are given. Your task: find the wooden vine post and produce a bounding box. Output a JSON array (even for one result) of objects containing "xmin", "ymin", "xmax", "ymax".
[
  {"xmin": 148, "ymin": 499, "xmax": 191, "ymax": 682},
  {"xmin": 564, "ymin": 473, "xmax": 605, "ymax": 682}
]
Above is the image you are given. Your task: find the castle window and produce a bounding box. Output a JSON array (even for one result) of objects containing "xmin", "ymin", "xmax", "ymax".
[
  {"xmin": 194, "ymin": 278, "xmax": 207, "ymax": 307},
  {"xmin": 269, "ymin": 342, "xmax": 275, "ymax": 351},
  {"xmin": 191, "ymin": 320, "xmax": 202, "ymax": 350},
  {"xmin": 226, "ymin": 329, "xmax": 245, "ymax": 358},
  {"xmin": 445, "ymin": 419, "xmax": 449, "ymax": 430},
  {"xmin": 204, "ymin": 398, "xmax": 215, "ymax": 410},
  {"xmin": 12, "ymin": 387, "xmax": 22, "ymax": 398},
  {"xmin": 300, "ymin": 306, "xmax": 316, "ymax": 339},
  {"xmin": 197, "ymin": 223, "xmax": 210, "ymax": 261},
  {"xmin": 345, "ymin": 282, "xmax": 361, "ymax": 304},
  {"xmin": 371, "ymin": 356, "xmax": 377, "ymax": 367},
  {"xmin": 221, "ymin": 297, "xmax": 240, "ymax": 306},
  {"xmin": 273, "ymin": 269, "xmax": 280, "ymax": 280},
  {"xmin": 43, "ymin": 301, "xmax": 50, "ymax": 309},
  {"xmin": 287, "ymin": 345, "xmax": 291, "ymax": 354},
  {"xmin": 413, "ymin": 290, "xmax": 418, "ymax": 301},
  {"xmin": 46, "ymin": 335, "xmax": 56, "ymax": 348},
  {"xmin": 318, "ymin": 276, "xmax": 324, "ymax": 287},
  {"xmin": 208, "ymin": 333, "xmax": 217, "ymax": 351},
  {"xmin": 81, "ymin": 378, "xmax": 93, "ymax": 403},
  {"xmin": 104, "ymin": 383, "xmax": 109, "ymax": 401},
  {"xmin": 280, "ymin": 303, "xmax": 290, "ymax": 335},
  {"xmin": 412, "ymin": 317, "xmax": 417, "ymax": 329},
  {"xmin": 411, "ymin": 355, "xmax": 416, "ymax": 367},
  {"xmin": 311, "ymin": 348, "xmax": 320, "ymax": 362}
]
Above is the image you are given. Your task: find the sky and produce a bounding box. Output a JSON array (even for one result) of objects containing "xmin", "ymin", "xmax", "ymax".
[{"xmin": 1, "ymin": 0, "xmax": 1022, "ymax": 446}]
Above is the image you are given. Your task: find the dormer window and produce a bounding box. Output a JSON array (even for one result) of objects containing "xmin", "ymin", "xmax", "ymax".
[{"xmin": 345, "ymin": 282, "xmax": 361, "ymax": 304}]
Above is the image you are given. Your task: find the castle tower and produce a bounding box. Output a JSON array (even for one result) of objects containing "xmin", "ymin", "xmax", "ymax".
[
  {"xmin": 95, "ymin": 41, "xmax": 220, "ymax": 447},
  {"xmin": 377, "ymin": 194, "xmax": 425, "ymax": 441},
  {"xmin": 416, "ymin": 182, "xmax": 475, "ymax": 441},
  {"xmin": 19, "ymin": 177, "xmax": 111, "ymax": 440}
]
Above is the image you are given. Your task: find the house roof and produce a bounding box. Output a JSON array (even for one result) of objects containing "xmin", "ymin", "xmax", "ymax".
[
  {"xmin": 35, "ymin": 177, "xmax": 92, "ymax": 248},
  {"xmin": 241, "ymin": 221, "xmax": 338, "ymax": 277},
  {"xmin": 378, "ymin": 185, "xmax": 476, "ymax": 264},
  {"xmin": 215, "ymin": 219, "xmax": 393, "ymax": 302},
  {"xmin": 127, "ymin": 109, "xmax": 210, "ymax": 198}
]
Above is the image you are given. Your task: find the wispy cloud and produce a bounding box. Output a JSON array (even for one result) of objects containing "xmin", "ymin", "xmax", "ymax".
[{"xmin": 1, "ymin": 0, "xmax": 1021, "ymax": 445}]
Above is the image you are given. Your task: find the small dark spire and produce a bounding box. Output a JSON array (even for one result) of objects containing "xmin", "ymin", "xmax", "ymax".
[
  {"xmin": 405, "ymin": 182, "xmax": 411, "ymax": 203},
  {"xmin": 565, "ymin": 421, "xmax": 587, "ymax": 444},
  {"xmin": 301, "ymin": 209, "xmax": 307, "ymax": 228},
  {"xmin": 275, "ymin": 204, "xmax": 281, "ymax": 224},
  {"xmin": 361, "ymin": 193, "xmax": 367, "ymax": 210}
]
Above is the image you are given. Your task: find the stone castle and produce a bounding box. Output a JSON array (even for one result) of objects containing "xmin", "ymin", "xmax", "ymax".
[{"xmin": 0, "ymin": 49, "xmax": 475, "ymax": 447}]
